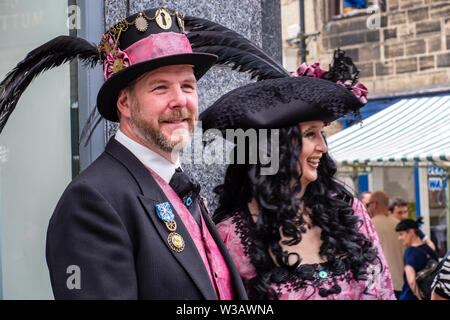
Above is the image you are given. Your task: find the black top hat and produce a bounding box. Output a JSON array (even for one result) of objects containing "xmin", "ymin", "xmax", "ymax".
[{"xmin": 96, "ymin": 7, "xmax": 218, "ymax": 122}]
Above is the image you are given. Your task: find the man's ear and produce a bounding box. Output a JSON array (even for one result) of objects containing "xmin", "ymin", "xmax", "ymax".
[{"xmin": 117, "ymin": 88, "xmax": 131, "ymax": 119}]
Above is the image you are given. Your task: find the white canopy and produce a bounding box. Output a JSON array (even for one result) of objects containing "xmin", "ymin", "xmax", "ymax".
[{"xmin": 327, "ymin": 94, "xmax": 450, "ymax": 167}]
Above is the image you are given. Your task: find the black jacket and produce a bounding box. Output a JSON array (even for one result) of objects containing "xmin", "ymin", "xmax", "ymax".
[{"xmin": 46, "ymin": 138, "xmax": 247, "ymax": 300}]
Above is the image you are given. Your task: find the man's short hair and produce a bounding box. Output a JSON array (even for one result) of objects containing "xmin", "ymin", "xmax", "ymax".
[
  {"xmin": 370, "ymin": 190, "xmax": 389, "ymax": 208},
  {"xmin": 389, "ymin": 197, "xmax": 408, "ymax": 212}
]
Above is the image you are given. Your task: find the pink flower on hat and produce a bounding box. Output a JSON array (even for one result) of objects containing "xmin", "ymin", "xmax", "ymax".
[
  {"xmin": 99, "ymin": 33, "xmax": 132, "ymax": 80},
  {"xmin": 291, "ymin": 62, "xmax": 329, "ymax": 79},
  {"xmin": 103, "ymin": 48, "xmax": 131, "ymax": 80},
  {"xmin": 291, "ymin": 62, "xmax": 368, "ymax": 104},
  {"xmin": 336, "ymin": 80, "xmax": 368, "ymax": 104}
]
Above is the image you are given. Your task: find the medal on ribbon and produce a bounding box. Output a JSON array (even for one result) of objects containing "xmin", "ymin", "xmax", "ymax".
[{"xmin": 155, "ymin": 202, "xmax": 185, "ymax": 252}]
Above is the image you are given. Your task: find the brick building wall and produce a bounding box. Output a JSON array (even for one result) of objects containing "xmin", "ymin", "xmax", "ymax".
[{"xmin": 282, "ymin": 0, "xmax": 450, "ymax": 98}]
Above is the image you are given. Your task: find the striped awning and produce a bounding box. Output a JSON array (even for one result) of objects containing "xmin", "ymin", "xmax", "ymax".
[{"xmin": 327, "ymin": 94, "xmax": 450, "ymax": 167}]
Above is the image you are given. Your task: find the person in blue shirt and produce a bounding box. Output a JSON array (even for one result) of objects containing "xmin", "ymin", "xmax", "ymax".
[
  {"xmin": 389, "ymin": 197, "xmax": 436, "ymax": 251},
  {"xmin": 396, "ymin": 218, "xmax": 439, "ymax": 300}
]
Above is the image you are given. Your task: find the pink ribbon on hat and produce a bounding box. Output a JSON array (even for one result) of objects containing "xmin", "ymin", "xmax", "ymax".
[
  {"xmin": 102, "ymin": 32, "xmax": 194, "ymax": 80},
  {"xmin": 291, "ymin": 62, "xmax": 329, "ymax": 79},
  {"xmin": 336, "ymin": 80, "xmax": 368, "ymax": 104},
  {"xmin": 291, "ymin": 62, "xmax": 368, "ymax": 104}
]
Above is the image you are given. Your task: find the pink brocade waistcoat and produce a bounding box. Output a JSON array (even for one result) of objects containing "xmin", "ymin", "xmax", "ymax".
[{"xmin": 148, "ymin": 168, "xmax": 234, "ymax": 300}]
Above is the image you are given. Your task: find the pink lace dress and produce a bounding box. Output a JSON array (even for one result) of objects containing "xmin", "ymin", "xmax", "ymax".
[{"xmin": 216, "ymin": 198, "xmax": 396, "ymax": 300}]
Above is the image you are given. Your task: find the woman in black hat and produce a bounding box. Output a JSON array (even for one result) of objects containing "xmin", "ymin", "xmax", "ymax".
[
  {"xmin": 201, "ymin": 54, "xmax": 396, "ymax": 300},
  {"xmin": 396, "ymin": 217, "xmax": 439, "ymax": 300}
]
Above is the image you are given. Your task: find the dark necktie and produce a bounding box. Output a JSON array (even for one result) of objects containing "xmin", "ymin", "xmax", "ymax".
[{"xmin": 169, "ymin": 168, "xmax": 202, "ymax": 227}]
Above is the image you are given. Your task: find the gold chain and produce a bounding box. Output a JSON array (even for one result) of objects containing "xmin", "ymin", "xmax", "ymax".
[{"xmin": 98, "ymin": 7, "xmax": 185, "ymax": 60}]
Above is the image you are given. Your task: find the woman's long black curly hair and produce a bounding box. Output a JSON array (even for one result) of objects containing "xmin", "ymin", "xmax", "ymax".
[{"xmin": 213, "ymin": 124, "xmax": 379, "ymax": 299}]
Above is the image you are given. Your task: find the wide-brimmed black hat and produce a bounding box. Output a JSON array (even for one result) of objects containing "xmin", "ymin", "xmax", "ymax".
[
  {"xmin": 200, "ymin": 49, "xmax": 368, "ymax": 134},
  {"xmin": 96, "ymin": 7, "xmax": 217, "ymax": 122},
  {"xmin": 200, "ymin": 76, "xmax": 364, "ymax": 133}
]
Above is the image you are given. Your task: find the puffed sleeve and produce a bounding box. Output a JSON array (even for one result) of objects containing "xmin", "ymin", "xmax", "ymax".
[
  {"xmin": 352, "ymin": 198, "xmax": 397, "ymax": 300},
  {"xmin": 216, "ymin": 216, "xmax": 257, "ymax": 282}
]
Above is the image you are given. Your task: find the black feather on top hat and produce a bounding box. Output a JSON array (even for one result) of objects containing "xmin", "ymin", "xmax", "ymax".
[
  {"xmin": 199, "ymin": 49, "xmax": 369, "ymax": 134},
  {"xmin": 0, "ymin": 8, "xmax": 289, "ymax": 137}
]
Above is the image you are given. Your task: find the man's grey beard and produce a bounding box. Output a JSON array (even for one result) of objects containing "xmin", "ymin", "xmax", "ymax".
[
  {"xmin": 130, "ymin": 119, "xmax": 176, "ymax": 153},
  {"xmin": 129, "ymin": 100, "xmax": 194, "ymax": 154}
]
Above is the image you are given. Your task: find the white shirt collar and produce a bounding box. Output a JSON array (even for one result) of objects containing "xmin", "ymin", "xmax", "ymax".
[{"xmin": 114, "ymin": 129, "xmax": 180, "ymax": 183}]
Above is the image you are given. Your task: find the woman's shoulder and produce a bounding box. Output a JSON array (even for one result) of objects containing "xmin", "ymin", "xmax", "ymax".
[
  {"xmin": 214, "ymin": 210, "xmax": 257, "ymax": 280},
  {"xmin": 404, "ymin": 246, "xmax": 418, "ymax": 256},
  {"xmin": 419, "ymin": 243, "xmax": 438, "ymax": 259},
  {"xmin": 349, "ymin": 197, "xmax": 375, "ymax": 234},
  {"xmin": 215, "ymin": 211, "xmax": 242, "ymax": 228},
  {"xmin": 215, "ymin": 214, "xmax": 233, "ymax": 235},
  {"xmin": 215, "ymin": 211, "xmax": 249, "ymax": 243},
  {"xmin": 404, "ymin": 245, "xmax": 432, "ymax": 259}
]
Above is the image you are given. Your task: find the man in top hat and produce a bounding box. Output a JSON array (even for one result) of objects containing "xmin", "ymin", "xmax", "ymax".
[{"xmin": 45, "ymin": 7, "xmax": 247, "ymax": 300}]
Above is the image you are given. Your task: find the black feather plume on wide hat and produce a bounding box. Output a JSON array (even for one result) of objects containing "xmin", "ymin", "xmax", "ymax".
[{"xmin": 200, "ymin": 76, "xmax": 364, "ymax": 134}]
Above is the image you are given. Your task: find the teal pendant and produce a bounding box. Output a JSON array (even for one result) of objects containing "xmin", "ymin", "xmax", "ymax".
[{"xmin": 318, "ymin": 270, "xmax": 328, "ymax": 279}]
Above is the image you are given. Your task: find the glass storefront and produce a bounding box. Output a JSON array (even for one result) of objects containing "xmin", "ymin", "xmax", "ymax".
[{"xmin": 0, "ymin": 0, "xmax": 72, "ymax": 299}]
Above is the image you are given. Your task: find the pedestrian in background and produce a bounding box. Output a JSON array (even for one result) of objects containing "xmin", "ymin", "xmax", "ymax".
[
  {"xmin": 396, "ymin": 218, "xmax": 439, "ymax": 300},
  {"xmin": 389, "ymin": 197, "xmax": 436, "ymax": 251},
  {"xmin": 368, "ymin": 191, "xmax": 405, "ymax": 299}
]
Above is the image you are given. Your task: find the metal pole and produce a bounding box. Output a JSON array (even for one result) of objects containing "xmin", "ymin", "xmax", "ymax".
[
  {"xmin": 299, "ymin": 0, "xmax": 306, "ymax": 63},
  {"xmin": 353, "ymin": 166, "xmax": 359, "ymax": 197}
]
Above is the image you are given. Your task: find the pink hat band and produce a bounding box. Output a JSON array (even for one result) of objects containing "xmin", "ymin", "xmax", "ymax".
[{"xmin": 102, "ymin": 32, "xmax": 193, "ymax": 80}]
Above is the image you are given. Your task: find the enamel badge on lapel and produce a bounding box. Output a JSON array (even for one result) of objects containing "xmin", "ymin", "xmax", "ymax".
[{"xmin": 155, "ymin": 202, "xmax": 185, "ymax": 252}]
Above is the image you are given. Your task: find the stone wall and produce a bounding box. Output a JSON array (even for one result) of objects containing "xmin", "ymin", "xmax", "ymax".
[
  {"xmin": 282, "ymin": 0, "xmax": 450, "ymax": 98},
  {"xmin": 104, "ymin": 0, "xmax": 283, "ymax": 211}
]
